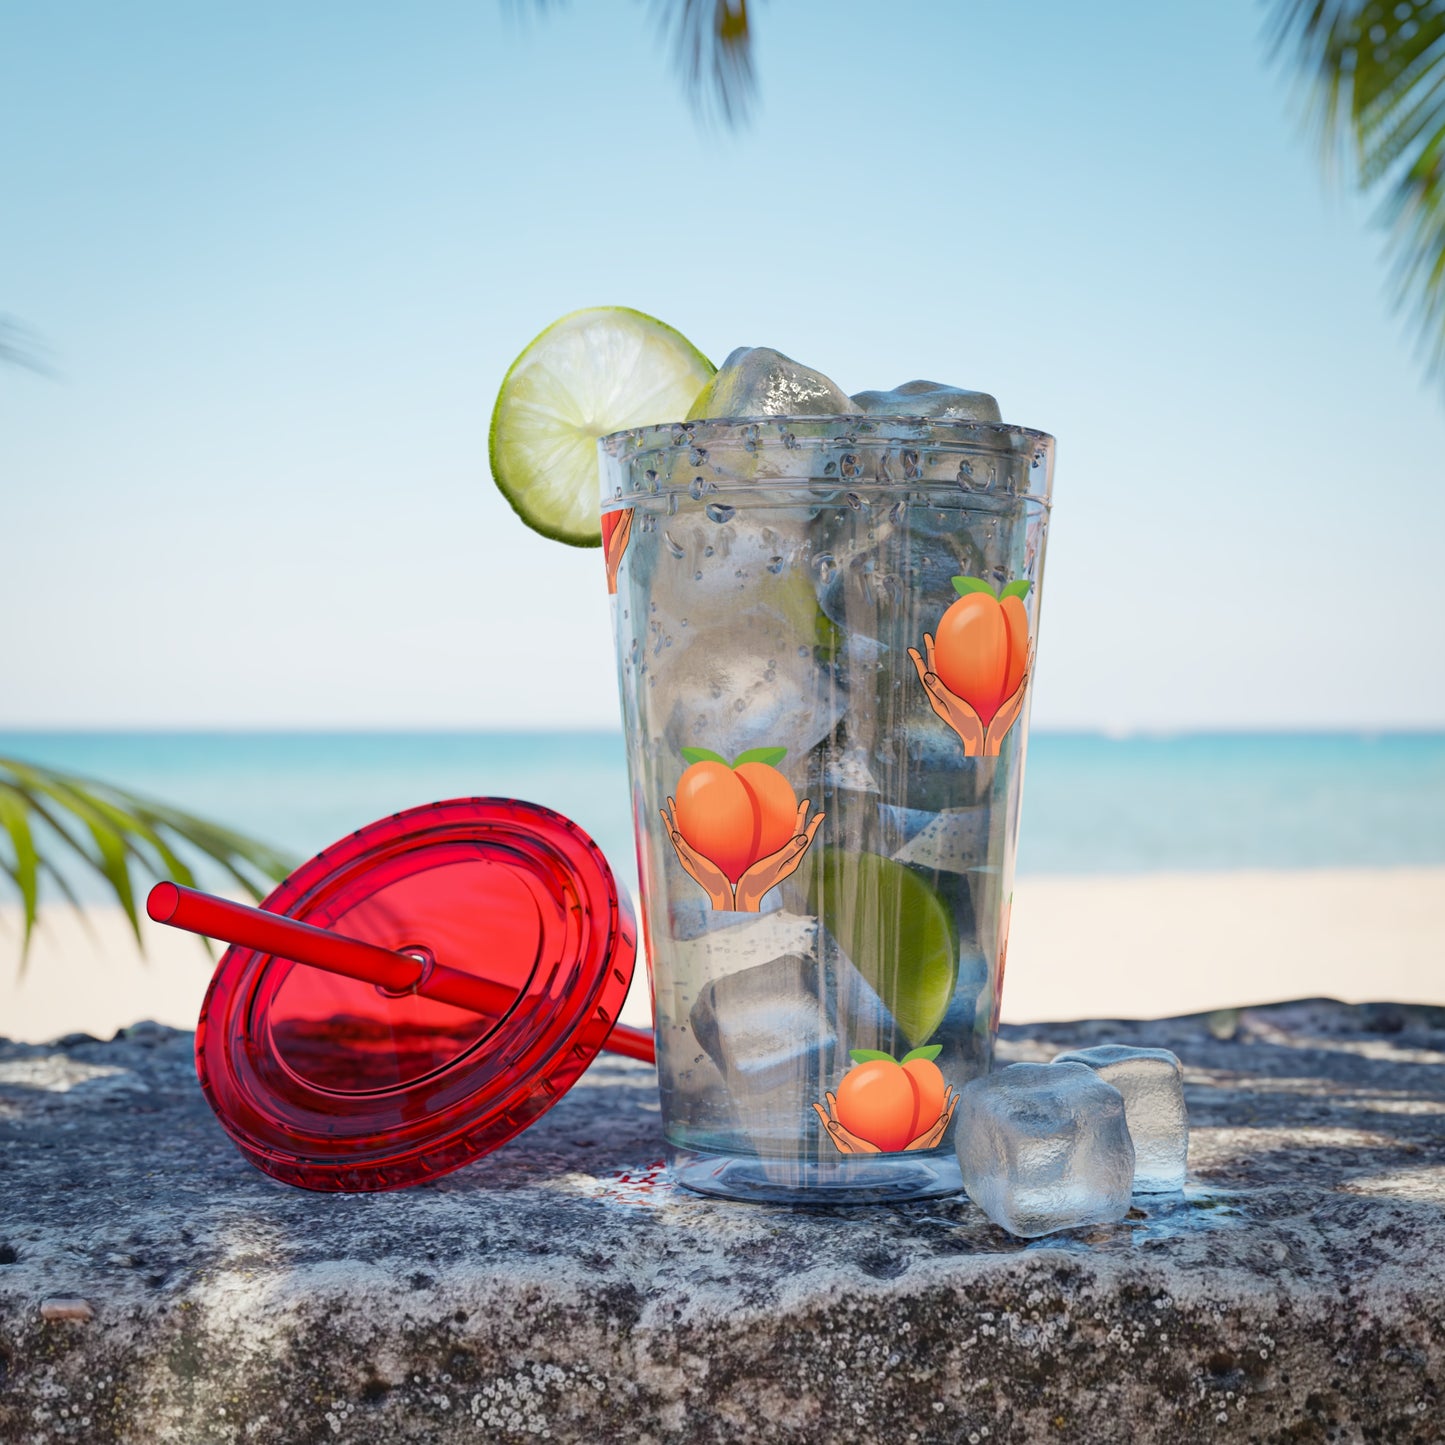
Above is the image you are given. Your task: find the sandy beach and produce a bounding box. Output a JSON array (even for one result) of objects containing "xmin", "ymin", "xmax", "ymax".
[{"xmin": 2, "ymin": 866, "xmax": 1440, "ymax": 1045}]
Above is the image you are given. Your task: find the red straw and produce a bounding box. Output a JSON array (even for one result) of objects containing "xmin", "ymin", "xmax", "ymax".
[{"xmin": 146, "ymin": 882, "xmax": 655, "ymax": 1063}]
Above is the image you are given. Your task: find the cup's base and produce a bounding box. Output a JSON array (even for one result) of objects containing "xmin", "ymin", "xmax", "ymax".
[{"xmin": 668, "ymin": 1144, "xmax": 963, "ymax": 1205}]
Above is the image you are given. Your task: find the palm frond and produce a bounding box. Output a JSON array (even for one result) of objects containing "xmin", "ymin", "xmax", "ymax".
[
  {"xmin": 1270, "ymin": 0, "xmax": 1445, "ymax": 371},
  {"xmin": 0, "ymin": 756, "xmax": 294, "ymax": 973},
  {"xmin": 0, "ymin": 316, "xmax": 52, "ymax": 375},
  {"xmin": 0, "ymin": 787, "xmax": 39, "ymax": 951},
  {"xmin": 649, "ymin": 0, "xmax": 757, "ymax": 128},
  {"xmin": 519, "ymin": 0, "xmax": 756, "ymax": 127}
]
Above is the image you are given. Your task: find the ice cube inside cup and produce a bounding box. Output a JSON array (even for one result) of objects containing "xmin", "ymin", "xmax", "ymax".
[
  {"xmin": 688, "ymin": 944, "xmax": 900, "ymax": 1142},
  {"xmin": 681, "ymin": 345, "xmax": 1003, "ymax": 427},
  {"xmin": 686, "ymin": 346, "xmax": 854, "ymax": 420},
  {"xmin": 849, "ymin": 379, "xmax": 1002, "ymax": 422}
]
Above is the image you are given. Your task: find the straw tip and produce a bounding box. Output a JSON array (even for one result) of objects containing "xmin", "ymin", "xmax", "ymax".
[{"xmin": 145, "ymin": 881, "xmax": 181, "ymax": 924}]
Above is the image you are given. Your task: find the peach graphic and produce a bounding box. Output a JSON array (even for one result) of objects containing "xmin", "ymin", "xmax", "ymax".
[
  {"xmin": 659, "ymin": 747, "xmax": 823, "ymax": 912},
  {"xmin": 602, "ymin": 508, "xmax": 634, "ymax": 595},
  {"xmin": 813, "ymin": 1046, "xmax": 958, "ymax": 1155},
  {"xmin": 909, "ymin": 576, "xmax": 1034, "ymax": 757}
]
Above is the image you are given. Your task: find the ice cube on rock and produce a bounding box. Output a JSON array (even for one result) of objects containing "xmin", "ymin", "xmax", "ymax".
[
  {"xmin": 849, "ymin": 379, "xmax": 1001, "ymax": 423},
  {"xmin": 1052, "ymin": 1045, "xmax": 1188, "ymax": 1193},
  {"xmin": 687, "ymin": 347, "xmax": 853, "ymax": 420},
  {"xmin": 954, "ymin": 1062, "xmax": 1135, "ymax": 1237}
]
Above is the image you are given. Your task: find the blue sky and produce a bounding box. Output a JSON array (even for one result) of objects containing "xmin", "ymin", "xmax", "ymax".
[{"xmin": 3, "ymin": 0, "xmax": 1443, "ymax": 730}]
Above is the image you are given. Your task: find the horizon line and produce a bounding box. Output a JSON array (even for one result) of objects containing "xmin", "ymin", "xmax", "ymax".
[{"xmin": 3, "ymin": 725, "xmax": 1444, "ymax": 739}]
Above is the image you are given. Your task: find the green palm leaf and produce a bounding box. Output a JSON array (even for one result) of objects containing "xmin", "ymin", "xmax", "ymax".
[
  {"xmin": 1271, "ymin": 0, "xmax": 1445, "ymax": 371},
  {"xmin": 0, "ymin": 786, "xmax": 40, "ymax": 951},
  {"xmin": 0, "ymin": 756, "xmax": 294, "ymax": 974}
]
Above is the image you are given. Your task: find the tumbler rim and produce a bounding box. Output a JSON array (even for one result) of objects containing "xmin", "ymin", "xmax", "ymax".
[
  {"xmin": 600, "ymin": 415, "xmax": 1053, "ymax": 456},
  {"xmin": 599, "ymin": 415, "xmax": 1055, "ymax": 508}
]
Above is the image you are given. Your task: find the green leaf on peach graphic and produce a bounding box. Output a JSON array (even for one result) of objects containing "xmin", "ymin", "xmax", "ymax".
[
  {"xmin": 901, "ymin": 1045, "xmax": 943, "ymax": 1063},
  {"xmin": 679, "ymin": 747, "xmax": 728, "ymax": 766},
  {"xmin": 732, "ymin": 747, "xmax": 786, "ymax": 768},
  {"xmin": 951, "ymin": 576, "xmax": 997, "ymax": 598},
  {"xmin": 1000, "ymin": 580, "xmax": 1032, "ymax": 600},
  {"xmin": 848, "ymin": 1049, "xmax": 896, "ymax": 1066}
]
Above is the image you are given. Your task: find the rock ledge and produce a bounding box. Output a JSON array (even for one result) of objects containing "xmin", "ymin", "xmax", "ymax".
[{"xmin": 2, "ymin": 1000, "xmax": 1442, "ymax": 1443}]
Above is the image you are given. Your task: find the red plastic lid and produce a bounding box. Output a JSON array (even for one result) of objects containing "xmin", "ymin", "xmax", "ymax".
[{"xmin": 194, "ymin": 797, "xmax": 637, "ymax": 1192}]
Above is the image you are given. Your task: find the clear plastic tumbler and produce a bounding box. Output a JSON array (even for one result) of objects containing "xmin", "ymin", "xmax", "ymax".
[{"xmin": 600, "ymin": 417, "xmax": 1054, "ymax": 1203}]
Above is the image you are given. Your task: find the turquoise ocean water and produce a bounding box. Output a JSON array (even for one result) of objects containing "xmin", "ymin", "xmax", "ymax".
[{"xmin": 2, "ymin": 731, "xmax": 1443, "ymax": 903}]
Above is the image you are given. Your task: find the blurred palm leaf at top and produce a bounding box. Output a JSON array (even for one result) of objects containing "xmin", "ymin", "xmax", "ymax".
[
  {"xmin": 1271, "ymin": 1, "xmax": 1445, "ymax": 371},
  {"xmin": 0, "ymin": 757, "xmax": 293, "ymax": 973},
  {"xmin": 653, "ymin": 0, "xmax": 755, "ymax": 126},
  {"xmin": 608, "ymin": 0, "xmax": 1445, "ymax": 380},
  {"xmin": 0, "ymin": 315, "xmax": 50, "ymax": 374},
  {"xmin": 525, "ymin": 0, "xmax": 757, "ymax": 124}
]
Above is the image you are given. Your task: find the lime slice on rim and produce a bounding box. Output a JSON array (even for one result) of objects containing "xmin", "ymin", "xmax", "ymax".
[
  {"xmin": 489, "ymin": 307, "xmax": 715, "ymax": 546},
  {"xmin": 809, "ymin": 848, "xmax": 959, "ymax": 1046}
]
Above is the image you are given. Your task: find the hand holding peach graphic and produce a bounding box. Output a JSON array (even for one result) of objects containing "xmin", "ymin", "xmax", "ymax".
[
  {"xmin": 813, "ymin": 1047, "xmax": 958, "ymax": 1155},
  {"xmin": 658, "ymin": 798, "xmax": 736, "ymax": 910},
  {"xmin": 909, "ymin": 577, "xmax": 1033, "ymax": 757},
  {"xmin": 660, "ymin": 747, "xmax": 824, "ymax": 911},
  {"xmin": 730, "ymin": 801, "xmax": 822, "ymax": 911}
]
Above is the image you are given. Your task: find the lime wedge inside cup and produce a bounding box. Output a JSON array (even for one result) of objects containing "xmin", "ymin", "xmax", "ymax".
[
  {"xmin": 810, "ymin": 848, "xmax": 959, "ymax": 1046},
  {"xmin": 489, "ymin": 307, "xmax": 715, "ymax": 546}
]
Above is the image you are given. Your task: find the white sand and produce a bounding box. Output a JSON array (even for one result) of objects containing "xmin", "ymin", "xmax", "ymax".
[
  {"xmin": 1001, "ymin": 866, "xmax": 1444, "ymax": 1022},
  {"xmin": 1, "ymin": 867, "xmax": 1441, "ymax": 1045}
]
